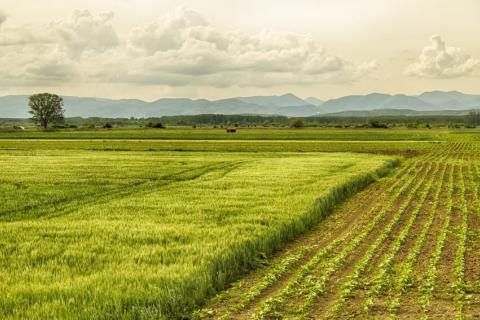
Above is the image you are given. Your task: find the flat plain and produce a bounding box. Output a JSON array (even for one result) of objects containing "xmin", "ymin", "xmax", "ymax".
[{"xmin": 0, "ymin": 128, "xmax": 479, "ymax": 319}]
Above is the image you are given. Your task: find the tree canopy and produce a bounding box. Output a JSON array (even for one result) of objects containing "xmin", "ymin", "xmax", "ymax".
[{"xmin": 29, "ymin": 93, "xmax": 65, "ymax": 129}]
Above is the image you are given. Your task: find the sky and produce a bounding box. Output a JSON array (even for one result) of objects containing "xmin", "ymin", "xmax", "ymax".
[{"xmin": 0, "ymin": 0, "xmax": 479, "ymax": 101}]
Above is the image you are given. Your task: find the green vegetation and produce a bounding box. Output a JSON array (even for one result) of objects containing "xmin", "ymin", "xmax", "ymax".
[
  {"xmin": 28, "ymin": 93, "xmax": 65, "ymax": 129},
  {"xmin": 289, "ymin": 118, "xmax": 304, "ymax": 128},
  {"xmin": 0, "ymin": 127, "xmax": 452, "ymax": 141},
  {"xmin": 0, "ymin": 138, "xmax": 439, "ymax": 156},
  {"xmin": 2, "ymin": 112, "xmax": 479, "ymax": 131},
  {"xmin": 387, "ymin": 164, "xmax": 447, "ymax": 314},
  {"xmin": 194, "ymin": 131, "xmax": 480, "ymax": 320},
  {"xmin": 0, "ymin": 145, "xmax": 395, "ymax": 319},
  {"xmin": 466, "ymin": 110, "xmax": 480, "ymax": 127},
  {"xmin": 1, "ymin": 127, "xmax": 479, "ymax": 319}
]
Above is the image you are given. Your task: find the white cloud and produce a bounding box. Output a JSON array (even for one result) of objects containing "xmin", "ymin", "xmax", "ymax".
[
  {"xmin": 0, "ymin": 44, "xmax": 78, "ymax": 86},
  {"xmin": 405, "ymin": 35, "xmax": 479, "ymax": 78},
  {"xmin": 129, "ymin": 7, "xmax": 210, "ymax": 54},
  {"xmin": 0, "ymin": 11, "xmax": 7, "ymax": 27},
  {"xmin": 0, "ymin": 9, "xmax": 118, "ymax": 86},
  {"xmin": 24, "ymin": 47, "xmax": 78, "ymax": 82},
  {"xmin": 124, "ymin": 8, "xmax": 376, "ymax": 86},
  {"xmin": 51, "ymin": 9, "xmax": 120, "ymax": 58},
  {"xmin": 0, "ymin": 7, "xmax": 375, "ymax": 89},
  {"xmin": 0, "ymin": 28, "xmax": 40, "ymax": 46},
  {"xmin": 0, "ymin": 10, "xmax": 50, "ymax": 47}
]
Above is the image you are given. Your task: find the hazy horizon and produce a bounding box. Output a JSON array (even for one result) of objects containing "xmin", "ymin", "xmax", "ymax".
[
  {"xmin": 2, "ymin": 90, "xmax": 480, "ymax": 103},
  {"xmin": 1, "ymin": 0, "xmax": 479, "ymax": 101}
]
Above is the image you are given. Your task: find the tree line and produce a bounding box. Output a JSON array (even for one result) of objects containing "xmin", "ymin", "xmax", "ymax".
[{"xmin": 3, "ymin": 93, "xmax": 480, "ymax": 129}]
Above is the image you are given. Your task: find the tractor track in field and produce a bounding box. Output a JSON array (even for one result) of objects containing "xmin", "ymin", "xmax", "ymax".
[
  {"xmin": 195, "ymin": 142, "xmax": 480, "ymax": 320},
  {"xmin": 0, "ymin": 160, "xmax": 245, "ymax": 222}
]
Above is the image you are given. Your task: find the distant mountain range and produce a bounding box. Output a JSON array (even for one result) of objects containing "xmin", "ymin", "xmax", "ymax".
[
  {"xmin": 1, "ymin": 91, "xmax": 479, "ymax": 118},
  {"xmin": 321, "ymin": 109, "xmax": 473, "ymax": 117},
  {"xmin": 320, "ymin": 92, "xmax": 480, "ymax": 112}
]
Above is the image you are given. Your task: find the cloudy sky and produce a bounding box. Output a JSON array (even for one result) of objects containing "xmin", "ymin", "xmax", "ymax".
[{"xmin": 0, "ymin": 0, "xmax": 479, "ymax": 100}]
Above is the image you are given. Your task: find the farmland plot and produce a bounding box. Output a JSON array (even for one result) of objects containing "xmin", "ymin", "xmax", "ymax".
[
  {"xmin": 197, "ymin": 141, "xmax": 480, "ymax": 320},
  {"xmin": 0, "ymin": 150, "xmax": 395, "ymax": 319},
  {"xmin": 0, "ymin": 138, "xmax": 436, "ymax": 155}
]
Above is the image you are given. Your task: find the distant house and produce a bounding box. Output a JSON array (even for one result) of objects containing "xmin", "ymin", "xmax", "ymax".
[{"xmin": 226, "ymin": 128, "xmax": 237, "ymax": 133}]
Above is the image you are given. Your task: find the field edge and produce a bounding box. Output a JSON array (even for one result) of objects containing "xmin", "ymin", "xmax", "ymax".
[{"xmin": 183, "ymin": 157, "xmax": 401, "ymax": 319}]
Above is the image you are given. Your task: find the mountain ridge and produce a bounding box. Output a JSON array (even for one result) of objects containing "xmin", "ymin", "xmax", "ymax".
[{"xmin": 1, "ymin": 91, "xmax": 479, "ymax": 118}]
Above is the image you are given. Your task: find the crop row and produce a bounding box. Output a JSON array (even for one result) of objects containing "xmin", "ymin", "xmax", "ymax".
[
  {"xmin": 453, "ymin": 164, "xmax": 469, "ymax": 319},
  {"xmin": 387, "ymin": 163, "xmax": 449, "ymax": 314},
  {"xmin": 327, "ymin": 162, "xmax": 438, "ymax": 317},
  {"xmin": 419, "ymin": 164, "xmax": 455, "ymax": 312},
  {"xmin": 252, "ymin": 160, "xmax": 429, "ymax": 319},
  {"xmin": 197, "ymin": 158, "xmax": 418, "ymax": 319},
  {"xmin": 215, "ymin": 246, "xmax": 311, "ymax": 319},
  {"xmin": 360, "ymin": 162, "xmax": 444, "ymax": 314}
]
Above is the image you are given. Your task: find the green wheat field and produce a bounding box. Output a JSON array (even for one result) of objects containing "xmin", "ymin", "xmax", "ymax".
[{"xmin": 0, "ymin": 128, "xmax": 479, "ymax": 319}]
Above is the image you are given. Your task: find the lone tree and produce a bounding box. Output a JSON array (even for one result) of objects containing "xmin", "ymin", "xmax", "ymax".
[{"xmin": 29, "ymin": 93, "xmax": 65, "ymax": 129}]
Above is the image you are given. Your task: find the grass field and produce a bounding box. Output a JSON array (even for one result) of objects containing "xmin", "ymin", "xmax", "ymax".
[
  {"xmin": 0, "ymin": 147, "xmax": 396, "ymax": 319},
  {"xmin": 1, "ymin": 127, "xmax": 479, "ymax": 319},
  {"xmin": 0, "ymin": 127, "xmax": 451, "ymax": 141},
  {"xmin": 195, "ymin": 133, "xmax": 480, "ymax": 320},
  {"xmin": 0, "ymin": 139, "xmax": 438, "ymax": 155}
]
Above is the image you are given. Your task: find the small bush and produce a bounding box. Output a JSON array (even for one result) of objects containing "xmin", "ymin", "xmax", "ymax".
[
  {"xmin": 367, "ymin": 118, "xmax": 388, "ymax": 128},
  {"xmin": 152, "ymin": 123, "xmax": 165, "ymax": 129},
  {"xmin": 290, "ymin": 119, "xmax": 304, "ymax": 128}
]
